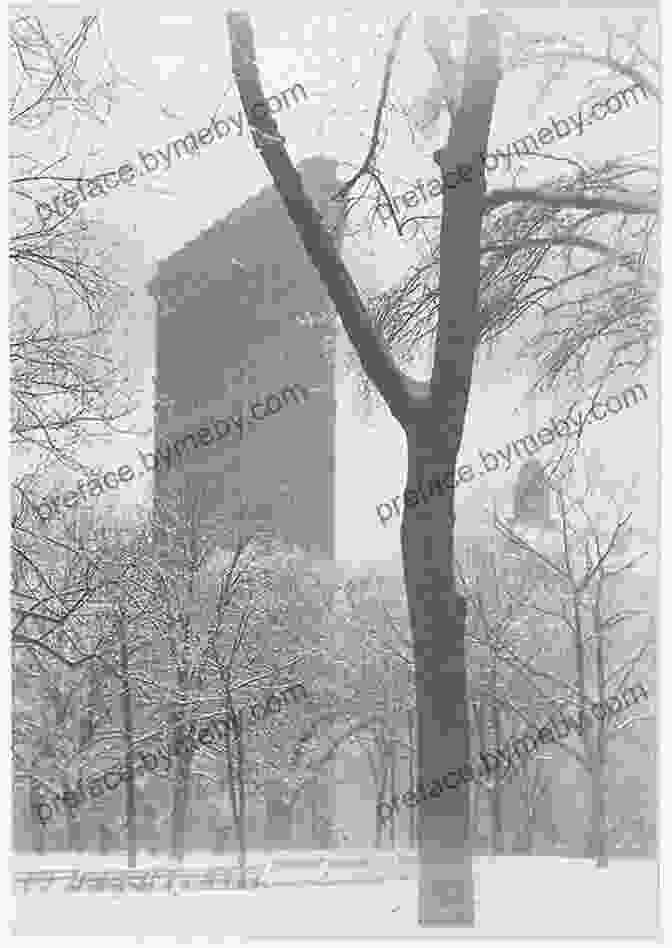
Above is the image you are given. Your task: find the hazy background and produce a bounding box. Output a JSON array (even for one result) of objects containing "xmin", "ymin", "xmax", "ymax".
[{"xmin": 13, "ymin": 0, "xmax": 659, "ymax": 573}]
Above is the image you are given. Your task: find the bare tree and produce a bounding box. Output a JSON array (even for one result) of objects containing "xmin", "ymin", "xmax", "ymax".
[
  {"xmin": 10, "ymin": 13, "xmax": 142, "ymax": 697},
  {"xmin": 10, "ymin": 13, "xmax": 138, "ymax": 485},
  {"xmin": 494, "ymin": 478, "xmax": 654, "ymax": 866}
]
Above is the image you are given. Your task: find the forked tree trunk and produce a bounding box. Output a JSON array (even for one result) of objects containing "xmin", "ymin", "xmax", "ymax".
[{"xmin": 227, "ymin": 10, "xmax": 501, "ymax": 925}]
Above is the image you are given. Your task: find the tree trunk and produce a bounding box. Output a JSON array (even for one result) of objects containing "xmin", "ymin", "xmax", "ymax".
[
  {"xmin": 375, "ymin": 793, "xmax": 385, "ymax": 849},
  {"xmin": 223, "ymin": 707, "xmax": 247, "ymax": 884},
  {"xmin": 63, "ymin": 783, "xmax": 83, "ymax": 852},
  {"xmin": 226, "ymin": 11, "xmax": 501, "ymax": 926},
  {"xmin": 591, "ymin": 623, "xmax": 609, "ymax": 867},
  {"xmin": 490, "ymin": 662, "xmax": 504, "ymax": 853},
  {"xmin": 29, "ymin": 783, "xmax": 46, "ymax": 854},
  {"xmin": 119, "ymin": 620, "xmax": 137, "ymax": 869},
  {"xmin": 264, "ymin": 778, "xmax": 293, "ymax": 848},
  {"xmin": 171, "ymin": 752, "xmax": 191, "ymax": 863},
  {"xmin": 235, "ymin": 718, "xmax": 248, "ymax": 885},
  {"xmin": 98, "ymin": 822, "xmax": 113, "ymax": 855},
  {"xmin": 368, "ymin": 741, "xmax": 388, "ymax": 849},
  {"xmin": 387, "ymin": 731, "xmax": 397, "ymax": 849},
  {"xmin": 589, "ymin": 753, "xmax": 607, "ymax": 865},
  {"xmin": 407, "ymin": 710, "xmax": 417, "ymax": 850},
  {"xmin": 472, "ymin": 694, "xmax": 498, "ymax": 854},
  {"xmin": 395, "ymin": 13, "xmax": 500, "ymax": 922},
  {"xmin": 402, "ymin": 433, "xmax": 474, "ymax": 924}
]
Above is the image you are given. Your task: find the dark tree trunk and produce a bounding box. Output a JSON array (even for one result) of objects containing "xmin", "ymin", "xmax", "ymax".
[{"xmin": 403, "ymin": 477, "xmax": 473, "ymax": 923}]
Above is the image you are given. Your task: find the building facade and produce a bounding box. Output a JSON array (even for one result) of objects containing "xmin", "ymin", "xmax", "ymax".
[{"xmin": 148, "ymin": 156, "xmax": 345, "ymax": 557}]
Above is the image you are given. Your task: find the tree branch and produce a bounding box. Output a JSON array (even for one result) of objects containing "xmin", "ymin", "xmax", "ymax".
[
  {"xmin": 485, "ymin": 188, "xmax": 658, "ymax": 216},
  {"xmin": 226, "ymin": 10, "xmax": 413, "ymax": 424},
  {"xmin": 531, "ymin": 49, "xmax": 659, "ymax": 103},
  {"xmin": 334, "ymin": 13, "xmax": 411, "ymax": 202},
  {"xmin": 432, "ymin": 13, "xmax": 502, "ymax": 413}
]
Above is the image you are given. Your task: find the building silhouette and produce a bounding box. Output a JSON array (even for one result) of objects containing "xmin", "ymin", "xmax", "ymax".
[
  {"xmin": 147, "ymin": 157, "xmax": 347, "ymax": 850},
  {"xmin": 148, "ymin": 156, "xmax": 345, "ymax": 557},
  {"xmin": 512, "ymin": 458, "xmax": 555, "ymax": 528}
]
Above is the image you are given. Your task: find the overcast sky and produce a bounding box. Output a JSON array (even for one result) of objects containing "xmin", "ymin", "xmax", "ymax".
[{"xmin": 15, "ymin": 1, "xmax": 659, "ymax": 574}]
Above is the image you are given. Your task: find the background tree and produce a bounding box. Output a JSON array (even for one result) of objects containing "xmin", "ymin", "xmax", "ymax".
[
  {"xmin": 340, "ymin": 572, "xmax": 415, "ymax": 848},
  {"xmin": 10, "ymin": 13, "xmax": 138, "ymax": 485},
  {"xmin": 10, "ymin": 11, "xmax": 148, "ymax": 791},
  {"xmin": 456, "ymin": 461, "xmax": 654, "ymax": 863},
  {"xmin": 493, "ymin": 475, "xmax": 654, "ymax": 866}
]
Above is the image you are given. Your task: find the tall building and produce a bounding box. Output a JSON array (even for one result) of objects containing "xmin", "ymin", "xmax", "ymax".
[
  {"xmin": 147, "ymin": 156, "xmax": 345, "ymax": 556},
  {"xmin": 147, "ymin": 156, "xmax": 346, "ymax": 849}
]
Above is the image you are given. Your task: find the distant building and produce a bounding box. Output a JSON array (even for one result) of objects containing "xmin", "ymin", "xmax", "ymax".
[
  {"xmin": 147, "ymin": 157, "xmax": 348, "ymax": 851},
  {"xmin": 148, "ymin": 156, "xmax": 345, "ymax": 557},
  {"xmin": 512, "ymin": 458, "xmax": 558, "ymax": 531}
]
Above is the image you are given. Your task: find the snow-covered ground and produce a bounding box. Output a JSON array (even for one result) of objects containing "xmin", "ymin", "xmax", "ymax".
[{"xmin": 10, "ymin": 853, "xmax": 658, "ymax": 937}]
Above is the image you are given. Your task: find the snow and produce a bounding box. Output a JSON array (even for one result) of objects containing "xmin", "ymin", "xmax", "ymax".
[{"xmin": 11, "ymin": 853, "xmax": 658, "ymax": 937}]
